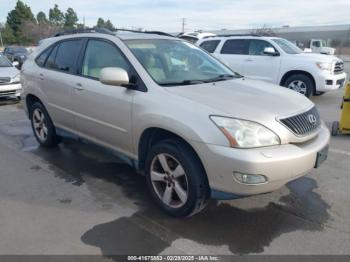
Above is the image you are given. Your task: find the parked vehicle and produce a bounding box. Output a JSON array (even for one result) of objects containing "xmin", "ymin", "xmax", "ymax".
[
  {"xmin": 197, "ymin": 36, "xmax": 346, "ymax": 97},
  {"xmin": 3, "ymin": 46, "xmax": 29, "ymax": 68},
  {"xmin": 0, "ymin": 53, "xmax": 21, "ymax": 99},
  {"xmin": 178, "ymin": 32, "xmax": 216, "ymax": 43},
  {"xmin": 303, "ymin": 39, "xmax": 335, "ymax": 55},
  {"xmin": 22, "ymin": 29, "xmax": 330, "ymax": 217}
]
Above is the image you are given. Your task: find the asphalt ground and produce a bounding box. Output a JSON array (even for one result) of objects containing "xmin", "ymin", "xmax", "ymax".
[{"xmin": 0, "ymin": 65, "xmax": 349, "ymax": 259}]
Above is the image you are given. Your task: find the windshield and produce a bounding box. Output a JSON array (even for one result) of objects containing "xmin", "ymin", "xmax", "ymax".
[
  {"xmin": 125, "ymin": 39, "xmax": 240, "ymax": 86},
  {"xmin": 0, "ymin": 55, "xmax": 12, "ymax": 67},
  {"xmin": 273, "ymin": 38, "xmax": 303, "ymax": 54}
]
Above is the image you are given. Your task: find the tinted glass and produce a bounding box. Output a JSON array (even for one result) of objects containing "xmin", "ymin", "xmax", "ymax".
[
  {"xmin": 54, "ymin": 40, "xmax": 81, "ymax": 73},
  {"xmin": 200, "ymin": 40, "xmax": 220, "ymax": 53},
  {"xmin": 221, "ymin": 39, "xmax": 248, "ymax": 55},
  {"xmin": 248, "ymin": 40, "xmax": 275, "ymax": 56},
  {"xmin": 45, "ymin": 45, "xmax": 58, "ymax": 69},
  {"xmin": 36, "ymin": 47, "xmax": 53, "ymax": 67},
  {"xmin": 82, "ymin": 40, "xmax": 130, "ymax": 79}
]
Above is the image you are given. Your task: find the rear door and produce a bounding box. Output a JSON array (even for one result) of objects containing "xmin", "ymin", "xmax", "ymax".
[
  {"xmin": 214, "ymin": 39, "xmax": 248, "ymax": 76},
  {"xmin": 71, "ymin": 38, "xmax": 135, "ymax": 155},
  {"xmin": 243, "ymin": 39, "xmax": 281, "ymax": 83},
  {"xmin": 38, "ymin": 39, "xmax": 83, "ymax": 130}
]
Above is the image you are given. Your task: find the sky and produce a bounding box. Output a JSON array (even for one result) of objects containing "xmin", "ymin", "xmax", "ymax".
[{"xmin": 1, "ymin": 0, "xmax": 350, "ymax": 32}]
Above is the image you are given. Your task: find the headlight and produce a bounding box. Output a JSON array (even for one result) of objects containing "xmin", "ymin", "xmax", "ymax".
[
  {"xmin": 210, "ymin": 116, "xmax": 280, "ymax": 148},
  {"xmin": 316, "ymin": 62, "xmax": 332, "ymax": 73},
  {"xmin": 12, "ymin": 73, "xmax": 20, "ymax": 83}
]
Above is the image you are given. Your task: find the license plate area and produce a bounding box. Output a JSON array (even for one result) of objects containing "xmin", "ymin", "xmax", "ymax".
[{"xmin": 315, "ymin": 145, "xmax": 329, "ymax": 168}]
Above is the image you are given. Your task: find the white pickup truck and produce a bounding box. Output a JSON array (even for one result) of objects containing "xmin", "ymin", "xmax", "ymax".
[
  {"xmin": 304, "ymin": 39, "xmax": 336, "ymax": 55},
  {"xmin": 197, "ymin": 36, "xmax": 346, "ymax": 97}
]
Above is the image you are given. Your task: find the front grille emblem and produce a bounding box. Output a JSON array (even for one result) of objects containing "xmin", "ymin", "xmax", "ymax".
[{"xmin": 308, "ymin": 114, "xmax": 317, "ymax": 125}]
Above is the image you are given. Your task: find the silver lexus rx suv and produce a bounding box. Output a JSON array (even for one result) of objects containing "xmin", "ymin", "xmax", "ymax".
[{"xmin": 21, "ymin": 29, "xmax": 330, "ymax": 217}]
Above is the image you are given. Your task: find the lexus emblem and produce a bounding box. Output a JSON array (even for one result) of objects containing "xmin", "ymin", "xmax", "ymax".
[{"xmin": 308, "ymin": 114, "xmax": 317, "ymax": 125}]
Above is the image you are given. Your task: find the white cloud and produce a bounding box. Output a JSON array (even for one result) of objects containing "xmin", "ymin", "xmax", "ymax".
[{"xmin": 1, "ymin": 0, "xmax": 350, "ymax": 32}]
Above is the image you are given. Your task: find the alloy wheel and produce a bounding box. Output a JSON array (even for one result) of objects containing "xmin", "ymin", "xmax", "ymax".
[
  {"xmin": 32, "ymin": 108, "xmax": 48, "ymax": 142},
  {"xmin": 150, "ymin": 153, "xmax": 189, "ymax": 208},
  {"xmin": 288, "ymin": 80, "xmax": 307, "ymax": 95}
]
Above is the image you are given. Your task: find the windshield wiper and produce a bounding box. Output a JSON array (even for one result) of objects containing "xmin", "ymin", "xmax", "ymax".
[
  {"xmin": 160, "ymin": 79, "xmax": 206, "ymax": 86},
  {"xmin": 204, "ymin": 74, "xmax": 239, "ymax": 83}
]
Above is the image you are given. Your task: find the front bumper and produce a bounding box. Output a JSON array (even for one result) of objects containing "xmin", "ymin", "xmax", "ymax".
[
  {"xmin": 192, "ymin": 124, "xmax": 330, "ymax": 197},
  {"xmin": 0, "ymin": 83, "xmax": 22, "ymax": 98},
  {"xmin": 315, "ymin": 72, "xmax": 347, "ymax": 92}
]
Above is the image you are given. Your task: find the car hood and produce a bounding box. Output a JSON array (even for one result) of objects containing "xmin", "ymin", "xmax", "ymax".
[
  {"xmin": 0, "ymin": 66, "xmax": 19, "ymax": 78},
  {"xmin": 164, "ymin": 78, "xmax": 314, "ymax": 123},
  {"xmin": 294, "ymin": 52, "xmax": 340, "ymax": 62}
]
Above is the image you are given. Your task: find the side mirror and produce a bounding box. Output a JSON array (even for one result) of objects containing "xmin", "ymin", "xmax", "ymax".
[
  {"xmin": 99, "ymin": 67, "xmax": 129, "ymax": 86},
  {"xmin": 12, "ymin": 61, "xmax": 19, "ymax": 67},
  {"xmin": 263, "ymin": 47, "xmax": 279, "ymax": 56}
]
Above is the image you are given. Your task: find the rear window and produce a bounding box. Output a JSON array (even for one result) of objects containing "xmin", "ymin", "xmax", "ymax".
[
  {"xmin": 35, "ymin": 46, "xmax": 53, "ymax": 67},
  {"xmin": 54, "ymin": 40, "xmax": 82, "ymax": 73},
  {"xmin": 221, "ymin": 39, "xmax": 248, "ymax": 55},
  {"xmin": 199, "ymin": 40, "xmax": 220, "ymax": 53}
]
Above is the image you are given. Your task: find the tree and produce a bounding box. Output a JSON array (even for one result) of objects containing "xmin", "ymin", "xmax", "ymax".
[
  {"xmin": 37, "ymin": 11, "xmax": 48, "ymax": 24},
  {"xmin": 6, "ymin": 0, "xmax": 35, "ymax": 43},
  {"xmin": 64, "ymin": 8, "xmax": 78, "ymax": 29},
  {"xmin": 96, "ymin": 18, "xmax": 105, "ymax": 28},
  {"xmin": 0, "ymin": 23, "xmax": 16, "ymax": 45},
  {"xmin": 104, "ymin": 19, "xmax": 114, "ymax": 30},
  {"xmin": 49, "ymin": 4, "xmax": 64, "ymax": 27}
]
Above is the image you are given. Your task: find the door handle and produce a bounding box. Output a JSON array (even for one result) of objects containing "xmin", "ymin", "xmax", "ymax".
[
  {"xmin": 245, "ymin": 58, "xmax": 253, "ymax": 62},
  {"xmin": 74, "ymin": 83, "xmax": 84, "ymax": 91},
  {"xmin": 39, "ymin": 73, "xmax": 44, "ymax": 80}
]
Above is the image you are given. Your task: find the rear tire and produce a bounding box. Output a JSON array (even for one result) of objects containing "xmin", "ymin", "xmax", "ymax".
[
  {"xmin": 283, "ymin": 74, "xmax": 314, "ymax": 98},
  {"xmin": 30, "ymin": 102, "xmax": 60, "ymax": 147},
  {"xmin": 145, "ymin": 139, "xmax": 210, "ymax": 217}
]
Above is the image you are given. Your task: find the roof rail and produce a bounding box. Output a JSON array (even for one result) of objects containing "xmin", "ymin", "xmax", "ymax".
[
  {"xmin": 215, "ymin": 34, "xmax": 263, "ymax": 37},
  {"xmin": 114, "ymin": 29, "xmax": 175, "ymax": 38},
  {"xmin": 54, "ymin": 27, "xmax": 114, "ymax": 37}
]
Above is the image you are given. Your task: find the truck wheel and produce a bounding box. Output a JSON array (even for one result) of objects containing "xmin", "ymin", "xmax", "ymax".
[
  {"xmin": 30, "ymin": 102, "xmax": 60, "ymax": 147},
  {"xmin": 331, "ymin": 121, "xmax": 340, "ymax": 136},
  {"xmin": 284, "ymin": 74, "xmax": 314, "ymax": 98},
  {"xmin": 145, "ymin": 139, "xmax": 210, "ymax": 217}
]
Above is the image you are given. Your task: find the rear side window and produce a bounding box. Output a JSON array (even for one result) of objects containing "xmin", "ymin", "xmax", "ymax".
[
  {"xmin": 221, "ymin": 39, "xmax": 248, "ymax": 55},
  {"xmin": 54, "ymin": 40, "xmax": 82, "ymax": 73},
  {"xmin": 35, "ymin": 46, "xmax": 53, "ymax": 67},
  {"xmin": 45, "ymin": 45, "xmax": 58, "ymax": 70},
  {"xmin": 200, "ymin": 40, "xmax": 220, "ymax": 53}
]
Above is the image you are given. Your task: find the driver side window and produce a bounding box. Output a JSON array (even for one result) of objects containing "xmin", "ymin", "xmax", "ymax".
[
  {"xmin": 248, "ymin": 40, "xmax": 275, "ymax": 56},
  {"xmin": 82, "ymin": 39, "xmax": 130, "ymax": 79}
]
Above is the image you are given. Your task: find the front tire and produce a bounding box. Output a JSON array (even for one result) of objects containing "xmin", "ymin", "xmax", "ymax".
[
  {"xmin": 30, "ymin": 102, "xmax": 60, "ymax": 147},
  {"xmin": 331, "ymin": 121, "xmax": 340, "ymax": 136},
  {"xmin": 145, "ymin": 139, "xmax": 209, "ymax": 217},
  {"xmin": 284, "ymin": 74, "xmax": 314, "ymax": 97}
]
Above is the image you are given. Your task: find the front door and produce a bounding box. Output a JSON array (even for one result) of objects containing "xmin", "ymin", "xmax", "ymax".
[{"xmin": 72, "ymin": 39, "xmax": 134, "ymax": 155}]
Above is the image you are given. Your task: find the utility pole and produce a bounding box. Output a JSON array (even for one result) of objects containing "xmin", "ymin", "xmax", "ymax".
[
  {"xmin": 0, "ymin": 31, "xmax": 3, "ymax": 48},
  {"xmin": 181, "ymin": 18, "xmax": 186, "ymax": 33}
]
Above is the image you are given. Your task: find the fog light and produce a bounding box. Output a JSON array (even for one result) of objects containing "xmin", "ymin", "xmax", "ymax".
[{"xmin": 233, "ymin": 172, "xmax": 267, "ymax": 184}]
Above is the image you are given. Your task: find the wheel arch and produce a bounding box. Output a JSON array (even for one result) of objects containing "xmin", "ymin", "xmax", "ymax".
[
  {"xmin": 279, "ymin": 70, "xmax": 316, "ymax": 94},
  {"xmin": 137, "ymin": 127, "xmax": 207, "ymax": 177}
]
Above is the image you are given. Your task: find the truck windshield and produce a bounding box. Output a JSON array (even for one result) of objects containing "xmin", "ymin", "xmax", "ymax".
[
  {"xmin": 273, "ymin": 39, "xmax": 303, "ymax": 54},
  {"xmin": 0, "ymin": 55, "xmax": 12, "ymax": 67},
  {"xmin": 125, "ymin": 39, "xmax": 240, "ymax": 86}
]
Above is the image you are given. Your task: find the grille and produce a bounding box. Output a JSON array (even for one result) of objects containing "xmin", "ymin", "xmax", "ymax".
[
  {"xmin": 279, "ymin": 107, "xmax": 321, "ymax": 136},
  {"xmin": 0, "ymin": 77, "xmax": 11, "ymax": 84},
  {"xmin": 0, "ymin": 90, "xmax": 16, "ymax": 96},
  {"xmin": 334, "ymin": 61, "xmax": 344, "ymax": 74}
]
